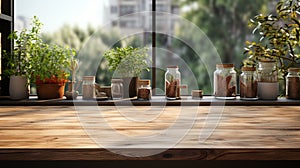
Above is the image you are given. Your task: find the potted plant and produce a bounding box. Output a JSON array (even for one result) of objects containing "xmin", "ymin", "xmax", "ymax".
[
  {"xmin": 21, "ymin": 17, "xmax": 76, "ymax": 99},
  {"xmin": 244, "ymin": 0, "xmax": 300, "ymax": 98},
  {"xmin": 2, "ymin": 16, "xmax": 42, "ymax": 100},
  {"xmin": 104, "ymin": 46, "xmax": 150, "ymax": 98},
  {"xmin": 31, "ymin": 43, "xmax": 75, "ymax": 99}
]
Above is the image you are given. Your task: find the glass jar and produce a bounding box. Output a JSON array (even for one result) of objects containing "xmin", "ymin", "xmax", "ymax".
[
  {"xmin": 137, "ymin": 80, "xmax": 152, "ymax": 100},
  {"xmin": 240, "ymin": 67, "xmax": 258, "ymax": 100},
  {"xmin": 165, "ymin": 66, "xmax": 181, "ymax": 100},
  {"xmin": 214, "ymin": 64, "xmax": 236, "ymax": 99},
  {"xmin": 286, "ymin": 68, "xmax": 300, "ymax": 100},
  {"xmin": 111, "ymin": 79, "xmax": 123, "ymax": 99},
  {"xmin": 257, "ymin": 60, "xmax": 278, "ymax": 100},
  {"xmin": 257, "ymin": 60, "xmax": 278, "ymax": 82},
  {"xmin": 82, "ymin": 76, "xmax": 96, "ymax": 100}
]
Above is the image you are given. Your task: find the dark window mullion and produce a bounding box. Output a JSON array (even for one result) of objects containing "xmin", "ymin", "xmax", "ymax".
[
  {"xmin": 152, "ymin": 0, "xmax": 156, "ymax": 95},
  {"xmin": 0, "ymin": 0, "xmax": 14, "ymax": 96}
]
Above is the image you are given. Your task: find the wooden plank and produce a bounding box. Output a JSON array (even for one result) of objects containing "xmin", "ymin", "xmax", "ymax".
[
  {"xmin": 0, "ymin": 149, "xmax": 299, "ymax": 160},
  {"xmin": 0, "ymin": 106, "xmax": 300, "ymax": 160}
]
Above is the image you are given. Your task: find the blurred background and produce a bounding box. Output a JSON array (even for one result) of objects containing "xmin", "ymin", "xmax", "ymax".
[{"xmin": 15, "ymin": 0, "xmax": 277, "ymax": 95}]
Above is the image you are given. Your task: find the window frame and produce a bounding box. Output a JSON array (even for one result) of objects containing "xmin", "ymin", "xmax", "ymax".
[
  {"xmin": 0, "ymin": 0, "xmax": 14, "ymax": 96},
  {"xmin": 2, "ymin": 0, "xmax": 295, "ymax": 101}
]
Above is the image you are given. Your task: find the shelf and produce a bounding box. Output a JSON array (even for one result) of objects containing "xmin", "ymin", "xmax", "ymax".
[
  {"xmin": 0, "ymin": 96, "xmax": 299, "ymax": 106},
  {"xmin": 0, "ymin": 14, "xmax": 12, "ymax": 22}
]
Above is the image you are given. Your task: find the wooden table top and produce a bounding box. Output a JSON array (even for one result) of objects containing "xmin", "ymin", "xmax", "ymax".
[{"xmin": 0, "ymin": 105, "xmax": 300, "ymax": 160}]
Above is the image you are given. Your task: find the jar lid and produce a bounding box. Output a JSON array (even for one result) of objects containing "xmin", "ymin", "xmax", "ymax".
[
  {"xmin": 288, "ymin": 68, "xmax": 300, "ymax": 72},
  {"xmin": 82, "ymin": 76, "xmax": 95, "ymax": 80},
  {"xmin": 216, "ymin": 64, "xmax": 234, "ymax": 68},
  {"xmin": 259, "ymin": 59, "xmax": 276, "ymax": 63},
  {"xmin": 111, "ymin": 78, "xmax": 123, "ymax": 83},
  {"xmin": 241, "ymin": 67, "xmax": 256, "ymax": 71},
  {"xmin": 138, "ymin": 79, "xmax": 150, "ymax": 86},
  {"xmin": 167, "ymin": 65, "xmax": 179, "ymax": 68}
]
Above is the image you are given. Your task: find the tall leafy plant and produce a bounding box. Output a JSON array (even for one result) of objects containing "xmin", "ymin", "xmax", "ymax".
[{"xmin": 244, "ymin": 0, "xmax": 300, "ymax": 79}]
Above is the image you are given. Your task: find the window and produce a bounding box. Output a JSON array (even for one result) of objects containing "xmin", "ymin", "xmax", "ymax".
[
  {"xmin": 120, "ymin": 5, "xmax": 136, "ymax": 16},
  {"xmin": 4, "ymin": 0, "xmax": 277, "ymax": 96},
  {"xmin": 110, "ymin": 6, "xmax": 118, "ymax": 14}
]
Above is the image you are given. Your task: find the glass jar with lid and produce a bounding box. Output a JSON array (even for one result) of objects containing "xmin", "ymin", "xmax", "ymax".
[
  {"xmin": 137, "ymin": 80, "xmax": 152, "ymax": 100},
  {"xmin": 286, "ymin": 68, "xmax": 300, "ymax": 100},
  {"xmin": 165, "ymin": 66, "xmax": 181, "ymax": 100},
  {"xmin": 257, "ymin": 60, "xmax": 278, "ymax": 100},
  {"xmin": 240, "ymin": 67, "xmax": 258, "ymax": 100},
  {"xmin": 257, "ymin": 60, "xmax": 278, "ymax": 82},
  {"xmin": 214, "ymin": 64, "xmax": 237, "ymax": 99},
  {"xmin": 82, "ymin": 76, "xmax": 96, "ymax": 100},
  {"xmin": 111, "ymin": 79, "xmax": 123, "ymax": 99}
]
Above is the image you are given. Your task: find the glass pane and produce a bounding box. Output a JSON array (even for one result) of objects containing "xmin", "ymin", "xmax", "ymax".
[
  {"xmin": 15, "ymin": 0, "xmax": 151, "ymax": 94},
  {"xmin": 155, "ymin": 0, "xmax": 275, "ymax": 95}
]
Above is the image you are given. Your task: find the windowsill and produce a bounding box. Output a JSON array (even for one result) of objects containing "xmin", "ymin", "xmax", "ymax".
[{"xmin": 0, "ymin": 96, "xmax": 299, "ymax": 106}]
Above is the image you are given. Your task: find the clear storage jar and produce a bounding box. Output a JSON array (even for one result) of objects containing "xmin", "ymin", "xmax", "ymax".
[
  {"xmin": 214, "ymin": 64, "xmax": 237, "ymax": 99},
  {"xmin": 257, "ymin": 60, "xmax": 278, "ymax": 82},
  {"xmin": 286, "ymin": 68, "xmax": 300, "ymax": 100},
  {"xmin": 165, "ymin": 66, "xmax": 181, "ymax": 100},
  {"xmin": 257, "ymin": 60, "xmax": 278, "ymax": 100},
  {"xmin": 82, "ymin": 76, "xmax": 96, "ymax": 100},
  {"xmin": 111, "ymin": 79, "xmax": 123, "ymax": 99},
  {"xmin": 240, "ymin": 67, "xmax": 258, "ymax": 100},
  {"xmin": 137, "ymin": 80, "xmax": 152, "ymax": 100}
]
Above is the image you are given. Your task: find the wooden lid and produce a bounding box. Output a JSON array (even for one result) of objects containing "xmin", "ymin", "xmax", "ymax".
[
  {"xmin": 241, "ymin": 67, "xmax": 256, "ymax": 71},
  {"xmin": 192, "ymin": 90, "xmax": 202, "ymax": 94},
  {"xmin": 259, "ymin": 60, "xmax": 276, "ymax": 63},
  {"xmin": 138, "ymin": 79, "xmax": 150, "ymax": 86},
  {"xmin": 216, "ymin": 64, "xmax": 234, "ymax": 68},
  {"xmin": 167, "ymin": 65, "xmax": 179, "ymax": 68},
  {"xmin": 82, "ymin": 76, "xmax": 95, "ymax": 80},
  {"xmin": 111, "ymin": 78, "xmax": 123, "ymax": 83}
]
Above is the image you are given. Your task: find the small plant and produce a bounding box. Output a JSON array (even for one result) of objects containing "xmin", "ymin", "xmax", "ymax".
[
  {"xmin": 244, "ymin": 0, "xmax": 300, "ymax": 79},
  {"xmin": 2, "ymin": 16, "xmax": 42, "ymax": 82},
  {"xmin": 103, "ymin": 46, "xmax": 150, "ymax": 77}
]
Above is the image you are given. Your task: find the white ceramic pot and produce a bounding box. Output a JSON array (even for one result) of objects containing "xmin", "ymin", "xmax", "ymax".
[
  {"xmin": 258, "ymin": 82, "xmax": 279, "ymax": 100},
  {"xmin": 9, "ymin": 75, "xmax": 29, "ymax": 100}
]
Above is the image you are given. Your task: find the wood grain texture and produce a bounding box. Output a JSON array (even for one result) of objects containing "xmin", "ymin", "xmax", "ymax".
[
  {"xmin": 0, "ymin": 106, "xmax": 299, "ymax": 160},
  {"xmin": 0, "ymin": 149, "xmax": 300, "ymax": 160}
]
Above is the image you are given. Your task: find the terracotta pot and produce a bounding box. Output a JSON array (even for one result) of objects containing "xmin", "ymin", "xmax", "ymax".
[
  {"xmin": 122, "ymin": 77, "xmax": 138, "ymax": 98},
  {"xmin": 36, "ymin": 83, "xmax": 65, "ymax": 100},
  {"xmin": 9, "ymin": 75, "xmax": 29, "ymax": 100}
]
